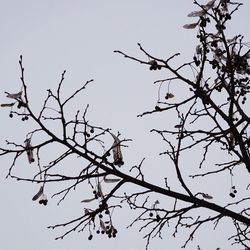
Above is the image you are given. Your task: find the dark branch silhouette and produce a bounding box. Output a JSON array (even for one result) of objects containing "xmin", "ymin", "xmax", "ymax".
[{"xmin": 0, "ymin": 0, "xmax": 249, "ymax": 249}]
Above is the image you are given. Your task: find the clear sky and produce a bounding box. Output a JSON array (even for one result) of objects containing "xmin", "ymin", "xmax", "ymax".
[{"xmin": 0, "ymin": 1, "xmax": 249, "ymax": 250}]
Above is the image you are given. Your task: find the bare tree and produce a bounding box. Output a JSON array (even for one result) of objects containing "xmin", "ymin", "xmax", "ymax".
[{"xmin": 1, "ymin": 0, "xmax": 249, "ymax": 249}]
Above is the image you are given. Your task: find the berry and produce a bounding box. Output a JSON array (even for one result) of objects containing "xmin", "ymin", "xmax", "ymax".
[
  {"xmin": 156, "ymin": 214, "xmax": 161, "ymax": 222},
  {"xmin": 225, "ymin": 13, "xmax": 231, "ymax": 20},
  {"xmin": 211, "ymin": 40, "xmax": 218, "ymax": 47},
  {"xmin": 39, "ymin": 199, "xmax": 48, "ymax": 205},
  {"xmin": 200, "ymin": 18, "xmax": 207, "ymax": 28},
  {"xmin": 229, "ymin": 193, "xmax": 235, "ymax": 198},
  {"xmin": 9, "ymin": 113, "xmax": 13, "ymax": 118},
  {"xmin": 149, "ymin": 60, "xmax": 158, "ymax": 71},
  {"xmin": 84, "ymin": 131, "xmax": 90, "ymax": 137}
]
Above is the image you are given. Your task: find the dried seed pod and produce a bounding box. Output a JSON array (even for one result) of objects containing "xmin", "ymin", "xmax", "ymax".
[
  {"xmin": 183, "ymin": 22, "xmax": 199, "ymax": 29},
  {"xmin": 100, "ymin": 219, "xmax": 107, "ymax": 232},
  {"xmin": 5, "ymin": 91, "xmax": 22, "ymax": 100},
  {"xmin": 196, "ymin": 45, "xmax": 202, "ymax": 55},
  {"xmin": 32, "ymin": 186, "xmax": 44, "ymax": 201},
  {"xmin": 0, "ymin": 102, "xmax": 15, "ymax": 107},
  {"xmin": 203, "ymin": 0, "xmax": 216, "ymax": 10},
  {"xmin": 201, "ymin": 193, "xmax": 213, "ymax": 199},
  {"xmin": 111, "ymin": 133, "xmax": 123, "ymax": 167},
  {"xmin": 104, "ymin": 176, "xmax": 121, "ymax": 183},
  {"xmin": 81, "ymin": 197, "xmax": 96, "ymax": 203},
  {"xmin": 24, "ymin": 138, "xmax": 35, "ymax": 164},
  {"xmin": 187, "ymin": 10, "xmax": 206, "ymax": 17}
]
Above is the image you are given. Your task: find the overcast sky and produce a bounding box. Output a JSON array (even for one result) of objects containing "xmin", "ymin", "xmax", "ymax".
[{"xmin": 0, "ymin": 1, "xmax": 249, "ymax": 250}]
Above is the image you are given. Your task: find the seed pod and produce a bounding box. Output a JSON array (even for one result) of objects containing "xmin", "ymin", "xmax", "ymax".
[
  {"xmin": 1, "ymin": 103, "xmax": 15, "ymax": 107},
  {"xmin": 32, "ymin": 186, "xmax": 44, "ymax": 201},
  {"xmin": 111, "ymin": 133, "xmax": 123, "ymax": 167},
  {"xmin": 24, "ymin": 138, "xmax": 34, "ymax": 164},
  {"xmin": 5, "ymin": 91, "xmax": 22, "ymax": 100},
  {"xmin": 187, "ymin": 10, "xmax": 206, "ymax": 17},
  {"xmin": 183, "ymin": 22, "xmax": 199, "ymax": 29}
]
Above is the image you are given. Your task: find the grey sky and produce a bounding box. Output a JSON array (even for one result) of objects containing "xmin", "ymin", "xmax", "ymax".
[{"xmin": 0, "ymin": 1, "xmax": 249, "ymax": 250}]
